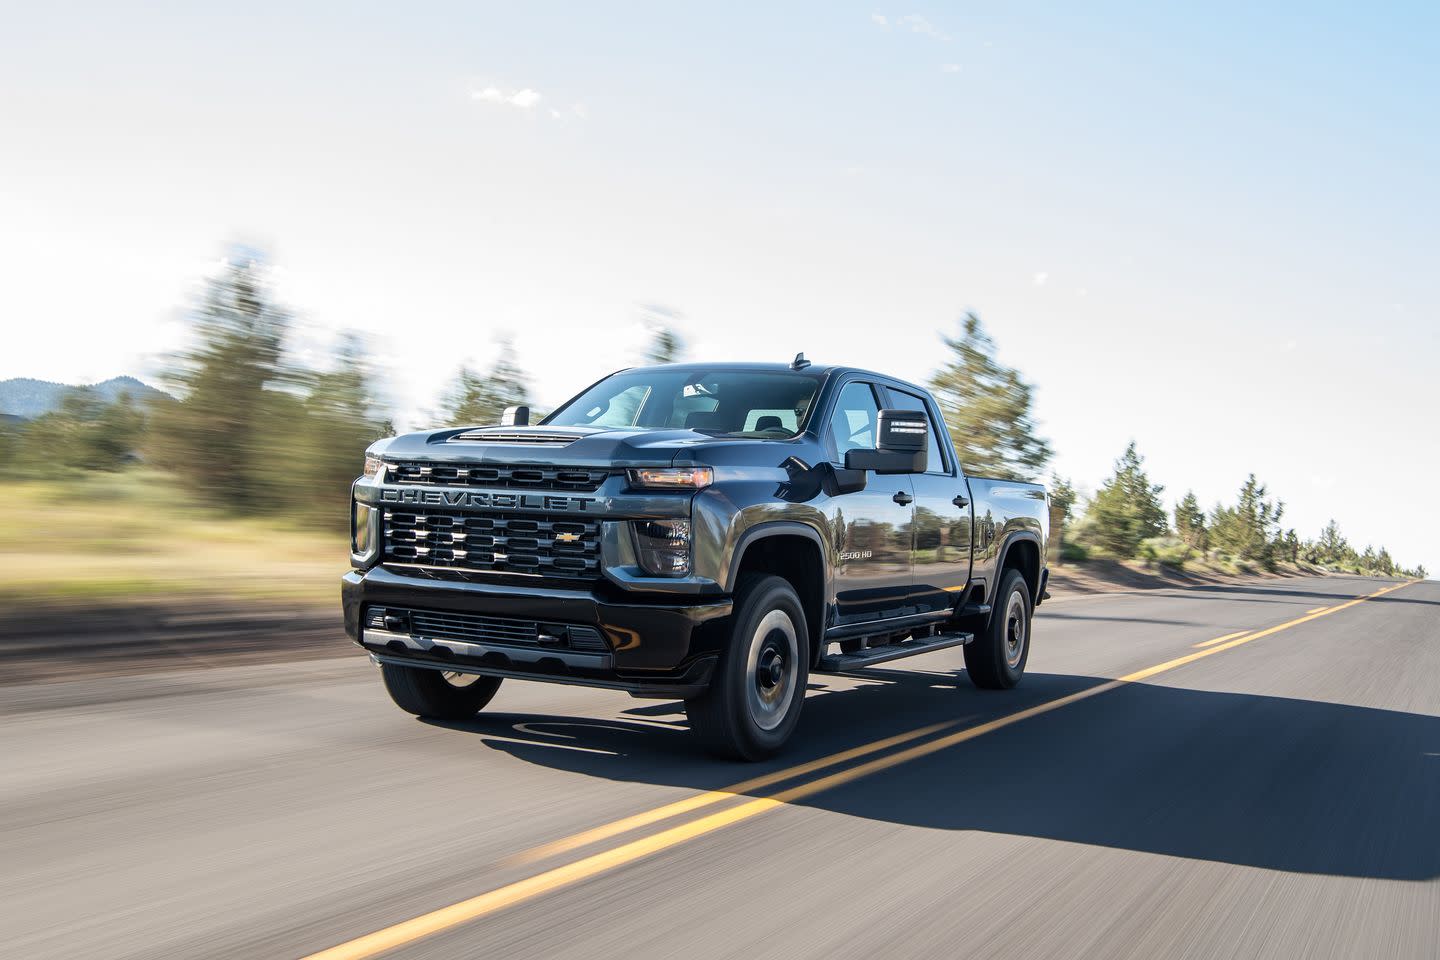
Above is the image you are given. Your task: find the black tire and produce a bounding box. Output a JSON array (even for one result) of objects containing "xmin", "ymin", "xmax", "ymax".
[
  {"xmin": 381, "ymin": 663, "xmax": 503, "ymax": 721},
  {"xmin": 963, "ymin": 569, "xmax": 1032, "ymax": 690},
  {"xmin": 686, "ymin": 574, "xmax": 809, "ymax": 761}
]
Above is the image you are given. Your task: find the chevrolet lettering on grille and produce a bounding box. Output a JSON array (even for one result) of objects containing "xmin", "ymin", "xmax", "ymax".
[{"xmin": 378, "ymin": 487, "xmax": 599, "ymax": 512}]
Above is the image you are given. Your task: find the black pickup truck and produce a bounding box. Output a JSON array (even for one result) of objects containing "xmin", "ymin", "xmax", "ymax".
[{"xmin": 343, "ymin": 358, "xmax": 1049, "ymax": 759}]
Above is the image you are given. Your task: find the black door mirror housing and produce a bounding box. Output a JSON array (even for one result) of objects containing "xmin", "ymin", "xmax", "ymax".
[{"xmin": 843, "ymin": 408, "xmax": 929, "ymax": 474}]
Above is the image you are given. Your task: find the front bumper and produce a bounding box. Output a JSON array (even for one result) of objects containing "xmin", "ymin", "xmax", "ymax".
[{"xmin": 341, "ymin": 567, "xmax": 732, "ymax": 698}]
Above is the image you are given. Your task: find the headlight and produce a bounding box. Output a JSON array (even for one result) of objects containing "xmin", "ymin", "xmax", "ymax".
[
  {"xmin": 363, "ymin": 455, "xmax": 387, "ymax": 479},
  {"xmin": 627, "ymin": 467, "xmax": 713, "ymax": 490},
  {"xmin": 352, "ymin": 502, "xmax": 376, "ymax": 558},
  {"xmin": 632, "ymin": 519, "xmax": 692, "ymax": 576}
]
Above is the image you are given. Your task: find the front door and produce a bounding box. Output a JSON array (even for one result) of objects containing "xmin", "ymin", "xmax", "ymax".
[
  {"xmin": 885, "ymin": 386, "xmax": 972, "ymax": 615},
  {"xmin": 824, "ymin": 380, "xmax": 915, "ymax": 625}
]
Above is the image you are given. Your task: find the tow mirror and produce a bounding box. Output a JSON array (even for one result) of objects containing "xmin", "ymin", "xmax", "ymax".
[
  {"xmin": 500, "ymin": 405, "xmax": 530, "ymax": 427},
  {"xmin": 844, "ymin": 409, "xmax": 929, "ymax": 474}
]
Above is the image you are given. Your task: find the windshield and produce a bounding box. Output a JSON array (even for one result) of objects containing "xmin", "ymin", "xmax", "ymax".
[{"xmin": 544, "ymin": 368, "xmax": 823, "ymax": 437}]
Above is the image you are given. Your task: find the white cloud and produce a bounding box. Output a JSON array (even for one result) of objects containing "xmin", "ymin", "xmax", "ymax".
[
  {"xmin": 940, "ymin": 63, "xmax": 961, "ymax": 73},
  {"xmin": 1033, "ymin": 271, "xmax": 1049, "ymax": 287},
  {"xmin": 571, "ymin": 102, "xmax": 588, "ymax": 120},
  {"xmin": 898, "ymin": 14, "xmax": 950, "ymax": 41},
  {"xmin": 871, "ymin": 13, "xmax": 888, "ymax": 27},
  {"xmin": 471, "ymin": 86, "xmax": 543, "ymax": 110},
  {"xmin": 549, "ymin": 108, "xmax": 562, "ymax": 119}
]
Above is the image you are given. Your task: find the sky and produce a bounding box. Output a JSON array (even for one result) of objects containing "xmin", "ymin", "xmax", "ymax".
[{"xmin": 2, "ymin": 2, "xmax": 1436, "ymax": 572}]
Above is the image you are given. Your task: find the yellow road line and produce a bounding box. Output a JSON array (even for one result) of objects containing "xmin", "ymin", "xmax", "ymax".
[
  {"xmin": 299, "ymin": 579, "xmax": 1417, "ymax": 960},
  {"xmin": 1192, "ymin": 630, "xmax": 1250, "ymax": 649},
  {"xmin": 1307, "ymin": 606, "xmax": 1329, "ymax": 613},
  {"xmin": 504, "ymin": 719, "xmax": 956, "ymax": 866}
]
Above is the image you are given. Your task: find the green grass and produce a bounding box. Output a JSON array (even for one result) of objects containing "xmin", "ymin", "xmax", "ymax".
[{"xmin": 0, "ymin": 470, "xmax": 347, "ymax": 606}]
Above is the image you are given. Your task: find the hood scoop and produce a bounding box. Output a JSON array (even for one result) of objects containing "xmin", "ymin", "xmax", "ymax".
[{"xmin": 447, "ymin": 428, "xmax": 587, "ymax": 446}]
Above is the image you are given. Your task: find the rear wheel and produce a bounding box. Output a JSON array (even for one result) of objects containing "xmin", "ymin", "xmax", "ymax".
[
  {"xmin": 686, "ymin": 574, "xmax": 809, "ymax": 761},
  {"xmin": 963, "ymin": 569, "xmax": 1031, "ymax": 689},
  {"xmin": 381, "ymin": 663, "xmax": 503, "ymax": 721}
]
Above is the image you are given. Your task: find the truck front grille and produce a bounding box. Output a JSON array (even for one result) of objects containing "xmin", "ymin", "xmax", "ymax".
[
  {"xmin": 381, "ymin": 508, "xmax": 601, "ymax": 579},
  {"xmin": 365, "ymin": 606, "xmax": 610, "ymax": 651},
  {"xmin": 390, "ymin": 460, "xmax": 607, "ymax": 492}
]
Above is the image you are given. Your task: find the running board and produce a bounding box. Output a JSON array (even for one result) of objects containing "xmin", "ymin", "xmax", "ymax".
[{"xmin": 816, "ymin": 632, "xmax": 974, "ymax": 672}]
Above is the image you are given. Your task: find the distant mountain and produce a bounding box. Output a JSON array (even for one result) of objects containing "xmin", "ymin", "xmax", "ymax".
[{"xmin": 0, "ymin": 376, "xmax": 172, "ymax": 419}]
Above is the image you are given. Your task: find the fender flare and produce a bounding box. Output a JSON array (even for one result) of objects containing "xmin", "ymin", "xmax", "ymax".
[
  {"xmin": 724, "ymin": 520, "xmax": 828, "ymax": 594},
  {"xmin": 994, "ymin": 530, "xmax": 1044, "ymax": 605}
]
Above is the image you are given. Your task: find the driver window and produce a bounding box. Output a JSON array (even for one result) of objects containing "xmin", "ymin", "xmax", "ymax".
[{"xmin": 826, "ymin": 381, "xmax": 880, "ymax": 463}]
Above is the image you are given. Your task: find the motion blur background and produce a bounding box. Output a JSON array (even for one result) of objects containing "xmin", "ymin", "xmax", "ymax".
[{"xmin": 1, "ymin": 2, "xmax": 1435, "ymax": 621}]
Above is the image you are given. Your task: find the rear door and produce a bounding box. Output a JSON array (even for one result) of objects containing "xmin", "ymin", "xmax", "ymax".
[
  {"xmin": 823, "ymin": 379, "xmax": 915, "ymax": 625},
  {"xmin": 884, "ymin": 386, "xmax": 972, "ymax": 614}
]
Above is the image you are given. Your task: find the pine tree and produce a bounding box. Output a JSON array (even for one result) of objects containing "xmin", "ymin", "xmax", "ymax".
[
  {"xmin": 1376, "ymin": 547, "xmax": 1396, "ymax": 577},
  {"xmin": 1315, "ymin": 519, "xmax": 1348, "ymax": 565},
  {"xmin": 1210, "ymin": 475, "xmax": 1285, "ymax": 568},
  {"xmin": 443, "ymin": 338, "xmax": 532, "ymax": 426},
  {"xmin": 1174, "ymin": 490, "xmax": 1208, "ymax": 549},
  {"xmin": 1080, "ymin": 442, "xmax": 1167, "ymax": 557},
  {"xmin": 152, "ymin": 253, "xmax": 290, "ymax": 506},
  {"xmin": 928, "ymin": 313, "xmax": 1051, "ymax": 480}
]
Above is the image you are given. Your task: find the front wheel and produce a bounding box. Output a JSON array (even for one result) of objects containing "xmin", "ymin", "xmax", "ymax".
[
  {"xmin": 381, "ymin": 663, "xmax": 503, "ymax": 721},
  {"xmin": 686, "ymin": 574, "xmax": 809, "ymax": 761},
  {"xmin": 963, "ymin": 569, "xmax": 1032, "ymax": 689}
]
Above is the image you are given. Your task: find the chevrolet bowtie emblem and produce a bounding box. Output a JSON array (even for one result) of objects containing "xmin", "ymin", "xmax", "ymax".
[{"xmin": 555, "ymin": 532, "xmax": 581, "ymax": 543}]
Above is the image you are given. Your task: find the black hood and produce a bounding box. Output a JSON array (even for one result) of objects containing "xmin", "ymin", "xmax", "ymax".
[{"xmin": 372, "ymin": 424, "xmax": 803, "ymax": 469}]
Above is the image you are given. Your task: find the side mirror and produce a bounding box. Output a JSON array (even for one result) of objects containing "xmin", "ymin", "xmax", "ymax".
[
  {"xmin": 844, "ymin": 409, "xmax": 929, "ymax": 474},
  {"xmin": 500, "ymin": 405, "xmax": 530, "ymax": 427}
]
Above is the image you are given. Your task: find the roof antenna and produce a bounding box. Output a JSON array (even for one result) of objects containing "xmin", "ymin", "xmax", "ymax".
[{"xmin": 791, "ymin": 352, "xmax": 812, "ymax": 370}]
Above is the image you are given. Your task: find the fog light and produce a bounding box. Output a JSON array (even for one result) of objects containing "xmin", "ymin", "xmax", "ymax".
[
  {"xmin": 353, "ymin": 502, "xmax": 376, "ymax": 558},
  {"xmin": 632, "ymin": 519, "xmax": 692, "ymax": 576}
]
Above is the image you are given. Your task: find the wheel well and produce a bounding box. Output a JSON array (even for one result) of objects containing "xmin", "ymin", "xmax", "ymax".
[
  {"xmin": 734, "ymin": 534, "xmax": 825, "ymax": 665},
  {"xmin": 1001, "ymin": 538, "xmax": 1041, "ymax": 599}
]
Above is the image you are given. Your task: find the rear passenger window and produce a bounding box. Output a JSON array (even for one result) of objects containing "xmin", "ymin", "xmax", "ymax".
[{"xmin": 887, "ymin": 389, "xmax": 949, "ymax": 475}]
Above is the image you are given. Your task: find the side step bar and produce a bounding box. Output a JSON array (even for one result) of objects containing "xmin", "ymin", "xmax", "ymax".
[{"xmin": 816, "ymin": 631, "xmax": 973, "ymax": 673}]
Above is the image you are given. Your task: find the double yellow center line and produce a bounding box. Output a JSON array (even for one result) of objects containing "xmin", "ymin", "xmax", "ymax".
[{"xmin": 301, "ymin": 579, "xmax": 1416, "ymax": 960}]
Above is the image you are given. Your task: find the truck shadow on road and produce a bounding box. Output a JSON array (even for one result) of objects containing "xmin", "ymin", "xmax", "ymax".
[{"xmin": 437, "ymin": 669, "xmax": 1440, "ymax": 881}]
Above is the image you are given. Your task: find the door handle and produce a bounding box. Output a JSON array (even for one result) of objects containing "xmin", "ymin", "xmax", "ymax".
[
  {"xmin": 892, "ymin": 491, "xmax": 913, "ymax": 506},
  {"xmin": 952, "ymin": 495, "xmax": 970, "ymax": 508}
]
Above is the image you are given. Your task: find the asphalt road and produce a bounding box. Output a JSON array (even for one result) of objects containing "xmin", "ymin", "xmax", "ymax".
[{"xmin": 3, "ymin": 574, "xmax": 1436, "ymax": 959}]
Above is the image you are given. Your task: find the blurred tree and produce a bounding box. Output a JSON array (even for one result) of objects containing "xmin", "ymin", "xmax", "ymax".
[
  {"xmin": 1079, "ymin": 442, "xmax": 1167, "ymax": 557},
  {"xmin": 444, "ymin": 338, "xmax": 531, "ymax": 426},
  {"xmin": 1047, "ymin": 474, "xmax": 1077, "ymax": 564},
  {"xmin": 1049, "ymin": 474, "xmax": 1077, "ymax": 522},
  {"xmin": 1418, "ymin": 565, "xmax": 1429, "ymax": 580},
  {"xmin": 1174, "ymin": 491, "xmax": 1208, "ymax": 549},
  {"xmin": 11, "ymin": 388, "xmax": 147, "ymax": 473},
  {"xmin": 639, "ymin": 303, "xmax": 686, "ymax": 364},
  {"xmin": 645, "ymin": 327, "xmax": 685, "ymax": 364},
  {"xmin": 1283, "ymin": 528, "xmax": 1301, "ymax": 563},
  {"xmin": 928, "ymin": 313, "xmax": 1051, "ymax": 480},
  {"xmin": 0, "ymin": 420, "xmax": 16, "ymax": 469},
  {"xmin": 152, "ymin": 255, "xmax": 290, "ymax": 507},
  {"xmin": 257, "ymin": 333, "xmax": 389, "ymax": 525}
]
